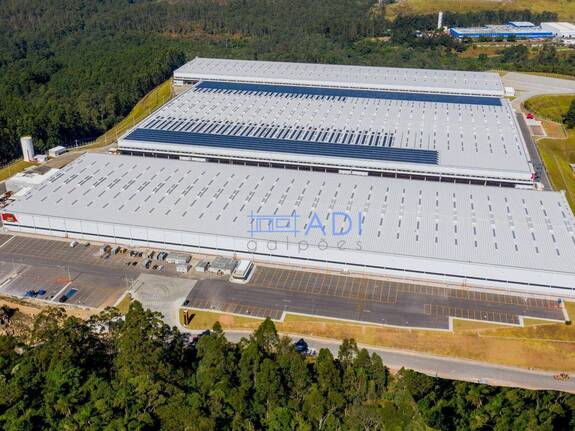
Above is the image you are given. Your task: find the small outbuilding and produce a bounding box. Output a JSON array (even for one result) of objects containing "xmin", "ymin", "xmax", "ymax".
[
  {"xmin": 48, "ymin": 146, "xmax": 67, "ymax": 157},
  {"xmin": 208, "ymin": 256, "xmax": 237, "ymax": 275}
]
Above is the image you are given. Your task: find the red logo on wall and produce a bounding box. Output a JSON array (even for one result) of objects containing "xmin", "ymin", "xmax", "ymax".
[{"xmin": 1, "ymin": 213, "xmax": 17, "ymax": 223}]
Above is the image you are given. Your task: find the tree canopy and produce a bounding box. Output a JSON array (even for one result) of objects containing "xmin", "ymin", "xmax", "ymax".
[
  {"xmin": 0, "ymin": 302, "xmax": 574, "ymax": 430},
  {"xmin": 0, "ymin": 1, "xmax": 574, "ymax": 166}
]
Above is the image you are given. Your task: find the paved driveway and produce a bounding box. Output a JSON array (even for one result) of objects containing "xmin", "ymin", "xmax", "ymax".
[{"xmin": 502, "ymin": 72, "xmax": 575, "ymax": 109}]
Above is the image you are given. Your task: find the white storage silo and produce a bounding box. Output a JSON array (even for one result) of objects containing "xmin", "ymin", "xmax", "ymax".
[{"xmin": 20, "ymin": 136, "xmax": 34, "ymax": 162}]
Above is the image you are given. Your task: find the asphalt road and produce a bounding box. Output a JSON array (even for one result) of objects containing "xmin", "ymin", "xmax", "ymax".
[
  {"xmin": 502, "ymin": 72, "xmax": 575, "ymax": 110},
  {"xmin": 195, "ymin": 329, "xmax": 575, "ymax": 394}
]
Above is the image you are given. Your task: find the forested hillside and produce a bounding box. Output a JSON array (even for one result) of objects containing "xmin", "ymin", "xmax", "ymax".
[
  {"xmin": 0, "ymin": 302, "xmax": 573, "ymax": 430},
  {"xmin": 0, "ymin": 0, "xmax": 574, "ymax": 165}
]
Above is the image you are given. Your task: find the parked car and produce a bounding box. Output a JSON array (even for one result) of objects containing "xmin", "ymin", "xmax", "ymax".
[
  {"xmin": 69, "ymin": 240, "xmax": 79, "ymax": 248},
  {"xmin": 58, "ymin": 288, "xmax": 78, "ymax": 303}
]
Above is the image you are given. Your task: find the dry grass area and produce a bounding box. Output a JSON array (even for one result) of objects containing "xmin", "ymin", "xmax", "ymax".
[
  {"xmin": 540, "ymin": 119, "xmax": 567, "ymax": 139},
  {"xmin": 458, "ymin": 45, "xmax": 502, "ymax": 59},
  {"xmin": 0, "ymin": 295, "xmax": 98, "ymax": 338},
  {"xmin": 180, "ymin": 309, "xmax": 575, "ymax": 371},
  {"xmin": 452, "ymin": 319, "xmax": 510, "ymax": 331},
  {"xmin": 180, "ymin": 308, "xmax": 264, "ymax": 328},
  {"xmin": 0, "ymin": 160, "xmax": 36, "ymax": 182},
  {"xmin": 115, "ymin": 294, "xmax": 132, "ymax": 314},
  {"xmin": 387, "ymin": 0, "xmax": 575, "ymax": 21},
  {"xmin": 480, "ymin": 322, "xmax": 575, "ymax": 343}
]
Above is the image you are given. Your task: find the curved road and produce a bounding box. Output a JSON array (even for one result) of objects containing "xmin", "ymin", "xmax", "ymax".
[
  {"xmin": 137, "ymin": 282, "xmax": 575, "ymax": 394},
  {"xmin": 216, "ymin": 329, "xmax": 575, "ymax": 394},
  {"xmin": 502, "ymin": 72, "xmax": 575, "ymax": 110}
]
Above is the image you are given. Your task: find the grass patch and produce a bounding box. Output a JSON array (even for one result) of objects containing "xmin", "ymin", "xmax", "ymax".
[
  {"xmin": 540, "ymin": 119, "xmax": 567, "ymax": 139},
  {"xmin": 182, "ymin": 309, "xmax": 575, "ymax": 371},
  {"xmin": 458, "ymin": 46, "xmax": 502, "ymax": 59},
  {"xmin": 0, "ymin": 160, "xmax": 36, "ymax": 182},
  {"xmin": 565, "ymin": 301, "xmax": 575, "ymax": 321},
  {"xmin": 524, "ymin": 95, "xmax": 575, "ymax": 123},
  {"xmin": 537, "ymin": 128, "xmax": 575, "ymax": 209},
  {"xmin": 72, "ymin": 78, "xmax": 174, "ymax": 151},
  {"xmin": 452, "ymin": 319, "xmax": 510, "ymax": 332},
  {"xmin": 387, "ymin": 0, "xmax": 575, "ymax": 21},
  {"xmin": 115, "ymin": 294, "xmax": 132, "ymax": 314},
  {"xmin": 522, "ymin": 317, "xmax": 561, "ymax": 326},
  {"xmin": 523, "ymin": 95, "xmax": 575, "ymax": 210},
  {"xmin": 180, "ymin": 308, "xmax": 264, "ymax": 329},
  {"xmin": 481, "ymin": 321, "xmax": 575, "ymax": 342}
]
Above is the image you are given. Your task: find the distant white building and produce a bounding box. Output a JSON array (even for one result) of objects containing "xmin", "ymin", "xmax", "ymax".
[
  {"xmin": 48, "ymin": 146, "xmax": 67, "ymax": 158},
  {"xmin": 541, "ymin": 22, "xmax": 575, "ymax": 39}
]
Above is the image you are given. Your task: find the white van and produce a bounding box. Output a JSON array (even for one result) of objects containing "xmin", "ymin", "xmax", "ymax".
[{"xmin": 231, "ymin": 260, "xmax": 254, "ymax": 283}]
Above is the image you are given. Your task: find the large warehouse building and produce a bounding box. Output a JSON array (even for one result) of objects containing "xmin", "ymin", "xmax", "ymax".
[
  {"xmin": 120, "ymin": 58, "xmax": 533, "ymax": 186},
  {"xmin": 3, "ymin": 153, "xmax": 575, "ymax": 297},
  {"xmin": 4, "ymin": 58, "xmax": 572, "ymax": 298},
  {"xmin": 172, "ymin": 57, "xmax": 505, "ymax": 96},
  {"xmin": 450, "ymin": 22, "xmax": 555, "ymax": 39}
]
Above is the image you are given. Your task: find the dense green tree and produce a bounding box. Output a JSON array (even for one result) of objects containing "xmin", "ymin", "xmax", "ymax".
[
  {"xmin": 1, "ymin": 1, "xmax": 575, "ymax": 166},
  {"xmin": 0, "ymin": 302, "xmax": 574, "ymax": 430},
  {"xmin": 564, "ymin": 99, "xmax": 575, "ymax": 129}
]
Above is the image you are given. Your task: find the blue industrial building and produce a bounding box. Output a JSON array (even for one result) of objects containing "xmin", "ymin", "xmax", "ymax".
[{"xmin": 450, "ymin": 21, "xmax": 555, "ymax": 39}]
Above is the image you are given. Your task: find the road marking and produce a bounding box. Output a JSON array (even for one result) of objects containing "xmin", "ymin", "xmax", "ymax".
[
  {"xmin": 50, "ymin": 281, "xmax": 73, "ymax": 303},
  {"xmin": 0, "ymin": 235, "xmax": 16, "ymax": 249}
]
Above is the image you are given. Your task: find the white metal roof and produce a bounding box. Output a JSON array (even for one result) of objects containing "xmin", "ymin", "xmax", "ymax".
[
  {"xmin": 452, "ymin": 24, "xmax": 553, "ymax": 36},
  {"xmin": 541, "ymin": 22, "xmax": 575, "ymax": 36},
  {"xmin": 120, "ymin": 85, "xmax": 532, "ymax": 181},
  {"xmin": 174, "ymin": 57, "xmax": 504, "ymax": 97},
  {"xmin": 509, "ymin": 21, "xmax": 536, "ymax": 28},
  {"xmin": 6, "ymin": 154, "xmax": 575, "ymax": 277}
]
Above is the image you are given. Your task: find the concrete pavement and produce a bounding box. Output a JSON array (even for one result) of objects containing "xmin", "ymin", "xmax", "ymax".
[{"xmin": 502, "ymin": 72, "xmax": 575, "ymax": 110}]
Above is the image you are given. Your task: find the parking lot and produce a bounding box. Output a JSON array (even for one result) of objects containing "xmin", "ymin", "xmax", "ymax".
[
  {"xmin": 249, "ymin": 267, "xmax": 398, "ymax": 304},
  {"xmin": 0, "ymin": 234, "xmax": 225, "ymax": 309},
  {"xmin": 184, "ymin": 266, "xmax": 566, "ymax": 329},
  {"xmin": 0, "ymin": 233, "xmax": 568, "ymax": 328},
  {"xmin": 0, "ymin": 235, "xmax": 168, "ymax": 308}
]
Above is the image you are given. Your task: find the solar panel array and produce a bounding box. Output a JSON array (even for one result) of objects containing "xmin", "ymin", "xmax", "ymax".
[
  {"xmin": 121, "ymin": 83, "xmax": 530, "ymax": 176},
  {"xmin": 126, "ymin": 129, "xmax": 438, "ymax": 165},
  {"xmin": 11, "ymin": 154, "xmax": 575, "ymax": 274},
  {"xmin": 174, "ymin": 58, "xmax": 504, "ymax": 96},
  {"xmin": 196, "ymin": 80, "xmax": 502, "ymax": 106}
]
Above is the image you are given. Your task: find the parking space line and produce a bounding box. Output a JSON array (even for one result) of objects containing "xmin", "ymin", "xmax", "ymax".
[
  {"xmin": 49, "ymin": 281, "xmax": 73, "ymax": 303},
  {"xmin": 0, "ymin": 236, "xmax": 16, "ymax": 249}
]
